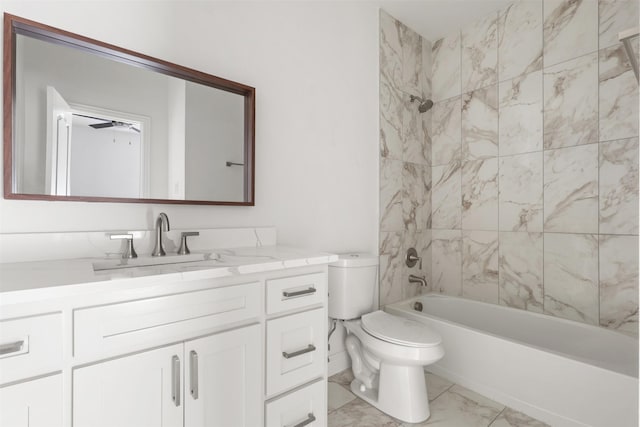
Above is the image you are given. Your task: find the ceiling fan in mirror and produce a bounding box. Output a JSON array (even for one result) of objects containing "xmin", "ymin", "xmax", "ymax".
[{"xmin": 75, "ymin": 113, "xmax": 141, "ymax": 133}]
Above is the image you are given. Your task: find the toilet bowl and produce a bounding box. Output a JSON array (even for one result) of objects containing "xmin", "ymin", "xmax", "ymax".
[
  {"xmin": 328, "ymin": 253, "xmax": 445, "ymax": 423},
  {"xmin": 343, "ymin": 310, "xmax": 444, "ymax": 423}
]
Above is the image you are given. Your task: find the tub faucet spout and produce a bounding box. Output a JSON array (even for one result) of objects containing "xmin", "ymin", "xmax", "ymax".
[
  {"xmin": 409, "ymin": 274, "xmax": 427, "ymax": 287},
  {"xmin": 152, "ymin": 212, "xmax": 170, "ymax": 257}
]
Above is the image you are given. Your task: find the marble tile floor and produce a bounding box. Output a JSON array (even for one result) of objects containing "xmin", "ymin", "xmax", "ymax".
[{"xmin": 328, "ymin": 369, "xmax": 550, "ymax": 427}]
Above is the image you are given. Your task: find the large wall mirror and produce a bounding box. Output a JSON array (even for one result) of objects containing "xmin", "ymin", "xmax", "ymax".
[{"xmin": 3, "ymin": 14, "xmax": 255, "ymax": 205}]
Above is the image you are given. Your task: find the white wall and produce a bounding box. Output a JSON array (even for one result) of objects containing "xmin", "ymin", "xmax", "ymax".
[
  {"xmin": 0, "ymin": 1, "xmax": 379, "ymax": 255},
  {"xmin": 185, "ymin": 82, "xmax": 244, "ymax": 202},
  {"xmin": 167, "ymin": 78, "xmax": 186, "ymax": 199}
]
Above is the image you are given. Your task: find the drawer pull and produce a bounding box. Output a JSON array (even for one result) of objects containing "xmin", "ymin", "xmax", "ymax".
[
  {"xmin": 282, "ymin": 287, "xmax": 316, "ymax": 298},
  {"xmin": 0, "ymin": 340, "xmax": 24, "ymax": 356},
  {"xmin": 282, "ymin": 344, "xmax": 316, "ymax": 359},
  {"xmin": 172, "ymin": 355, "xmax": 181, "ymax": 407},
  {"xmin": 190, "ymin": 350, "xmax": 199, "ymax": 400},
  {"xmin": 286, "ymin": 413, "xmax": 316, "ymax": 427}
]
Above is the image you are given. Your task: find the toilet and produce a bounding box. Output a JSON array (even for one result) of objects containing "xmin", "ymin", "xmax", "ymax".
[{"xmin": 329, "ymin": 253, "xmax": 444, "ymax": 423}]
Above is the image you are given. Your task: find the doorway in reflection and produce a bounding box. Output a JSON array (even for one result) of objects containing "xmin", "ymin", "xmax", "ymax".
[
  {"xmin": 45, "ymin": 85, "xmax": 147, "ymax": 198},
  {"xmin": 70, "ymin": 112, "xmax": 144, "ymax": 199}
]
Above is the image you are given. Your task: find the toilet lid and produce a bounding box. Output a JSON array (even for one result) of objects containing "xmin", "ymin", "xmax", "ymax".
[{"xmin": 361, "ymin": 311, "xmax": 441, "ymax": 348}]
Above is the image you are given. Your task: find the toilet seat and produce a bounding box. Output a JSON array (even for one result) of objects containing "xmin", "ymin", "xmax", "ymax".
[{"xmin": 361, "ymin": 311, "xmax": 441, "ymax": 348}]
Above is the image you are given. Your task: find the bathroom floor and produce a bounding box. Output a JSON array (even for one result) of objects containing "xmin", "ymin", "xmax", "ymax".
[{"xmin": 327, "ymin": 369, "xmax": 550, "ymax": 427}]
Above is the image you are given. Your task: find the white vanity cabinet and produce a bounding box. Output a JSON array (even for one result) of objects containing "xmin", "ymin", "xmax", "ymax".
[
  {"xmin": 0, "ymin": 375, "xmax": 63, "ymax": 427},
  {"xmin": 0, "ymin": 313, "xmax": 64, "ymax": 427},
  {"xmin": 0, "ymin": 251, "xmax": 332, "ymax": 427},
  {"xmin": 264, "ymin": 272, "xmax": 328, "ymax": 427},
  {"xmin": 265, "ymin": 380, "xmax": 326, "ymax": 427},
  {"xmin": 73, "ymin": 325, "xmax": 261, "ymax": 427},
  {"xmin": 266, "ymin": 308, "xmax": 325, "ymax": 395},
  {"xmin": 0, "ymin": 312, "xmax": 63, "ymax": 384},
  {"xmin": 184, "ymin": 324, "xmax": 262, "ymax": 427},
  {"xmin": 74, "ymin": 343, "xmax": 184, "ymax": 427},
  {"xmin": 72, "ymin": 277, "xmax": 264, "ymax": 427}
]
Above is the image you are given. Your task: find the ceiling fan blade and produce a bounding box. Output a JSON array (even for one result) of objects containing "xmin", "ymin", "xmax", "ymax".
[{"xmin": 89, "ymin": 121, "xmax": 115, "ymax": 129}]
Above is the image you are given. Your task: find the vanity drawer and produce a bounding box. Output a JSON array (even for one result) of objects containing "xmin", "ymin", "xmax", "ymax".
[
  {"xmin": 266, "ymin": 308, "xmax": 325, "ymax": 396},
  {"xmin": 265, "ymin": 380, "xmax": 326, "ymax": 427},
  {"xmin": 266, "ymin": 272, "xmax": 325, "ymax": 314},
  {"xmin": 0, "ymin": 313, "xmax": 63, "ymax": 385},
  {"xmin": 74, "ymin": 281, "xmax": 260, "ymax": 360}
]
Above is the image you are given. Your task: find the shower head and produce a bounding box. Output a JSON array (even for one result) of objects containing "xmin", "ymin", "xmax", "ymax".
[{"xmin": 409, "ymin": 95, "xmax": 433, "ymax": 113}]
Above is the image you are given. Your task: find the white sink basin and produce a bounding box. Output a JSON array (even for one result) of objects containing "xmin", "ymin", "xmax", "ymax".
[
  {"xmin": 92, "ymin": 250, "xmax": 278, "ymax": 273},
  {"xmin": 92, "ymin": 253, "xmax": 216, "ymax": 271}
]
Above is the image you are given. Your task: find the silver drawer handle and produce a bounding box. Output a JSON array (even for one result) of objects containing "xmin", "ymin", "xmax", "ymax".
[
  {"xmin": 172, "ymin": 355, "xmax": 181, "ymax": 407},
  {"xmin": 282, "ymin": 287, "xmax": 316, "ymax": 298},
  {"xmin": 286, "ymin": 413, "xmax": 316, "ymax": 427},
  {"xmin": 282, "ymin": 344, "xmax": 316, "ymax": 359},
  {"xmin": 0, "ymin": 340, "xmax": 24, "ymax": 356}
]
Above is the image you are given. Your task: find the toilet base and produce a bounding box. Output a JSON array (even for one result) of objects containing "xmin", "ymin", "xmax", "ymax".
[{"xmin": 349, "ymin": 363, "xmax": 430, "ymax": 423}]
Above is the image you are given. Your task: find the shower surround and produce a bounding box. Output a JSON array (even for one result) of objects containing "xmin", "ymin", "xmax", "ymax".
[
  {"xmin": 379, "ymin": 10, "xmax": 433, "ymax": 307},
  {"xmin": 379, "ymin": 0, "xmax": 639, "ymax": 337}
]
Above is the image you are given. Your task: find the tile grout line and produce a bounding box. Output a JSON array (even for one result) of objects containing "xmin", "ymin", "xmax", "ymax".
[
  {"xmin": 434, "ymin": 47, "xmax": 606, "ymax": 106},
  {"xmin": 459, "ymin": 27, "xmax": 463, "ymax": 299},
  {"xmin": 486, "ymin": 406, "xmax": 506, "ymax": 427},
  {"xmin": 430, "ymin": 227, "xmax": 638, "ymax": 237},
  {"xmin": 428, "ymin": 130, "xmax": 638, "ymax": 169},
  {"xmin": 541, "ymin": 0, "xmax": 546, "ymax": 316},
  {"xmin": 596, "ymin": 0, "xmax": 601, "ymax": 330},
  {"xmin": 496, "ymin": 8, "xmax": 501, "ymax": 307},
  {"xmin": 327, "ymin": 382, "xmax": 358, "ymax": 415},
  {"xmin": 429, "ymin": 381, "xmax": 455, "ymax": 403}
]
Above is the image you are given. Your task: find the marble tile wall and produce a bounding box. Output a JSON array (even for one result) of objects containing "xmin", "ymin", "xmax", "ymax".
[
  {"xmin": 428, "ymin": 0, "xmax": 639, "ymax": 336},
  {"xmin": 379, "ymin": 10, "xmax": 432, "ymax": 306}
]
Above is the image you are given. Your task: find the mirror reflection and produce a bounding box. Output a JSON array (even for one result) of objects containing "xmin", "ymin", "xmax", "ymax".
[{"xmin": 7, "ymin": 15, "xmax": 255, "ymax": 205}]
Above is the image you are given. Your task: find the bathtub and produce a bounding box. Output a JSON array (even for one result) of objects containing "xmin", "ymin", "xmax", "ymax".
[{"xmin": 386, "ymin": 294, "xmax": 639, "ymax": 427}]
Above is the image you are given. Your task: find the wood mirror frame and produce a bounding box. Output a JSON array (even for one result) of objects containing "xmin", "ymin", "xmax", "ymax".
[{"xmin": 3, "ymin": 13, "xmax": 255, "ymax": 206}]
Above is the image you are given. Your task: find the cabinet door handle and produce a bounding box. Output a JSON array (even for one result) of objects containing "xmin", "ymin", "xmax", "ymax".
[
  {"xmin": 0, "ymin": 340, "xmax": 24, "ymax": 356},
  {"xmin": 286, "ymin": 413, "xmax": 316, "ymax": 427},
  {"xmin": 282, "ymin": 344, "xmax": 316, "ymax": 359},
  {"xmin": 171, "ymin": 355, "xmax": 181, "ymax": 407},
  {"xmin": 282, "ymin": 287, "xmax": 316, "ymax": 298},
  {"xmin": 190, "ymin": 350, "xmax": 198, "ymax": 400}
]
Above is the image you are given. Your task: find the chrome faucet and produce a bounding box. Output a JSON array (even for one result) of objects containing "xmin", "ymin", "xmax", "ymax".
[
  {"xmin": 152, "ymin": 212, "xmax": 170, "ymax": 257},
  {"xmin": 409, "ymin": 274, "xmax": 428, "ymax": 287}
]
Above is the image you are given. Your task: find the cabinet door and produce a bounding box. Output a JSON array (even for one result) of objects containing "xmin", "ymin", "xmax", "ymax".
[
  {"xmin": 0, "ymin": 374, "xmax": 62, "ymax": 427},
  {"xmin": 73, "ymin": 344, "xmax": 183, "ymax": 427},
  {"xmin": 185, "ymin": 324, "xmax": 261, "ymax": 427}
]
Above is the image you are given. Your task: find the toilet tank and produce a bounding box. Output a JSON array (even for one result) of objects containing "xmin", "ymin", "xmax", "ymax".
[{"xmin": 328, "ymin": 253, "xmax": 379, "ymax": 320}]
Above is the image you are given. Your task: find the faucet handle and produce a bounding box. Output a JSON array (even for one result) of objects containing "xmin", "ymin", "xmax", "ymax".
[
  {"xmin": 109, "ymin": 234, "xmax": 138, "ymax": 259},
  {"xmin": 405, "ymin": 247, "xmax": 422, "ymax": 269},
  {"xmin": 178, "ymin": 232, "xmax": 199, "ymax": 255}
]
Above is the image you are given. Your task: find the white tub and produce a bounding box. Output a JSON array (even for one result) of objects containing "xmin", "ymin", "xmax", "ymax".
[{"xmin": 386, "ymin": 294, "xmax": 639, "ymax": 427}]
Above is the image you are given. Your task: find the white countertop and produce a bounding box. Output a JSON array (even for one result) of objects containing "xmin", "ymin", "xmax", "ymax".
[{"xmin": 0, "ymin": 246, "xmax": 338, "ymax": 305}]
